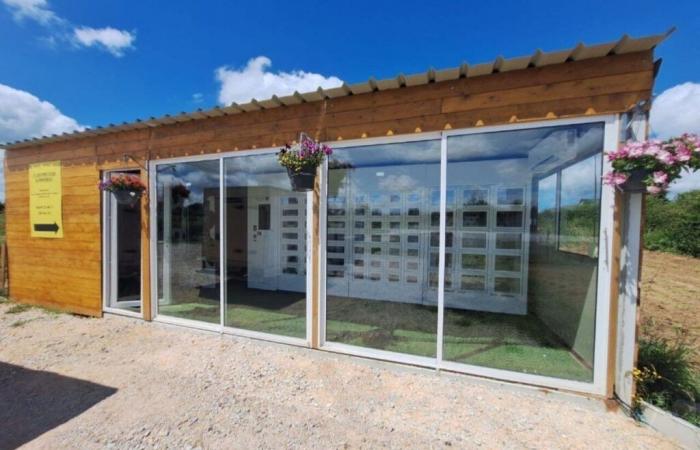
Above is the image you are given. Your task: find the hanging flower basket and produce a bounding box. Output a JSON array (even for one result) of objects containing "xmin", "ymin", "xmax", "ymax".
[
  {"xmin": 112, "ymin": 189, "xmax": 143, "ymax": 207},
  {"xmin": 618, "ymin": 168, "xmax": 652, "ymax": 193},
  {"xmin": 278, "ymin": 133, "xmax": 332, "ymax": 192},
  {"xmin": 99, "ymin": 173, "xmax": 147, "ymax": 207},
  {"xmin": 603, "ymin": 134, "xmax": 700, "ymax": 195},
  {"xmin": 287, "ymin": 166, "xmax": 316, "ymax": 191}
]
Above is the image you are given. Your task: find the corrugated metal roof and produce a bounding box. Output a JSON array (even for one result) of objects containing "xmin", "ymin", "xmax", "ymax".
[{"xmin": 2, "ymin": 30, "xmax": 673, "ymax": 149}]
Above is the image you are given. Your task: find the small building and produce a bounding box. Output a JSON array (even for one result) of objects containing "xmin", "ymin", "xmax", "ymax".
[{"xmin": 2, "ymin": 32, "xmax": 667, "ymax": 402}]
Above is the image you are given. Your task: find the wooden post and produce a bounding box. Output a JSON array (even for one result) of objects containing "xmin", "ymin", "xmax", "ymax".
[
  {"xmin": 606, "ymin": 191, "xmax": 623, "ymax": 398},
  {"xmin": 140, "ymin": 167, "xmax": 152, "ymax": 321},
  {"xmin": 310, "ymin": 167, "xmax": 321, "ymax": 348},
  {"xmin": 0, "ymin": 241, "xmax": 7, "ymax": 293}
]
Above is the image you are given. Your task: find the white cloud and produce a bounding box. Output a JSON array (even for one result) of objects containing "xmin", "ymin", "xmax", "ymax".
[
  {"xmin": 2, "ymin": 0, "xmax": 135, "ymax": 57},
  {"xmin": 216, "ymin": 56, "xmax": 343, "ymax": 105},
  {"xmin": 378, "ymin": 174, "xmax": 418, "ymax": 192},
  {"xmin": 192, "ymin": 93, "xmax": 204, "ymax": 104},
  {"xmin": 0, "ymin": 83, "xmax": 84, "ymax": 144},
  {"xmin": 3, "ymin": 0, "xmax": 58, "ymax": 24},
  {"xmin": 650, "ymin": 82, "xmax": 700, "ymax": 138},
  {"xmin": 650, "ymin": 82, "xmax": 700, "ymax": 196},
  {"xmin": 73, "ymin": 26, "xmax": 135, "ymax": 57},
  {"xmin": 0, "ymin": 83, "xmax": 84, "ymax": 202}
]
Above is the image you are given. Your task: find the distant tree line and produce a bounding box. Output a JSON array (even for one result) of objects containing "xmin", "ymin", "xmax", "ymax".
[{"xmin": 645, "ymin": 190, "xmax": 700, "ymax": 258}]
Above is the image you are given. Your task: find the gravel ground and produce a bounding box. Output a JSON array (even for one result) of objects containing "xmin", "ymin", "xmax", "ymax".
[{"xmin": 0, "ymin": 301, "xmax": 681, "ymax": 450}]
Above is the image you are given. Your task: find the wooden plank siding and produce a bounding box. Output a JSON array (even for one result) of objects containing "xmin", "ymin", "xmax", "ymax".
[{"xmin": 4, "ymin": 50, "xmax": 655, "ymax": 317}]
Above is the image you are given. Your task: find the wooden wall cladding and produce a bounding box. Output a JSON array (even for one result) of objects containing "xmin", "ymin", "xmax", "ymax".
[{"xmin": 3, "ymin": 51, "xmax": 655, "ymax": 316}]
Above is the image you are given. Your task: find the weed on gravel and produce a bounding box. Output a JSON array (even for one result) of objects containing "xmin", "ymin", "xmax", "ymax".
[
  {"xmin": 10, "ymin": 319, "xmax": 34, "ymax": 328},
  {"xmin": 6, "ymin": 304, "xmax": 31, "ymax": 314}
]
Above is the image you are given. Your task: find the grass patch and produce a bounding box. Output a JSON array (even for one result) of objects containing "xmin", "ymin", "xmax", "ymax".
[
  {"xmin": 635, "ymin": 323, "xmax": 700, "ymax": 427},
  {"xmin": 157, "ymin": 288, "xmax": 592, "ymax": 381},
  {"xmin": 6, "ymin": 303, "xmax": 32, "ymax": 314}
]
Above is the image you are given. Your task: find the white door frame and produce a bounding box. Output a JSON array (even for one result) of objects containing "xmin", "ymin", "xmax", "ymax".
[{"xmin": 101, "ymin": 169, "xmax": 143, "ymax": 318}]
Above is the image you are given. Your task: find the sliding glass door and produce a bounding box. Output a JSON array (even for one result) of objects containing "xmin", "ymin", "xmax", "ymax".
[
  {"xmin": 442, "ymin": 123, "xmax": 604, "ymax": 382},
  {"xmin": 324, "ymin": 139, "xmax": 441, "ymax": 357},
  {"xmin": 154, "ymin": 151, "xmax": 309, "ymax": 341},
  {"xmin": 224, "ymin": 154, "xmax": 308, "ymax": 339},
  {"xmin": 156, "ymin": 160, "xmax": 221, "ymax": 324},
  {"xmin": 323, "ymin": 119, "xmax": 611, "ymax": 388}
]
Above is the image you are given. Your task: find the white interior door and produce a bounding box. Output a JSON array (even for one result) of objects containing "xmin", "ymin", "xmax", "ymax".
[{"xmin": 247, "ymin": 188, "xmax": 279, "ymax": 290}]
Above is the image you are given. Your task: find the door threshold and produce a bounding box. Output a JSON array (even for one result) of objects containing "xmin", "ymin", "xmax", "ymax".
[{"xmin": 103, "ymin": 306, "xmax": 143, "ymax": 319}]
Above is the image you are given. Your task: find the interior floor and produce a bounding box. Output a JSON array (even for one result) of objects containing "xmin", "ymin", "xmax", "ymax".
[{"xmin": 158, "ymin": 282, "xmax": 593, "ymax": 381}]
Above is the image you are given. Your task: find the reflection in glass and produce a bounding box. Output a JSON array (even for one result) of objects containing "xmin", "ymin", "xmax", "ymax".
[
  {"xmin": 559, "ymin": 155, "xmax": 603, "ymax": 257},
  {"xmin": 442, "ymin": 122, "xmax": 604, "ymax": 382},
  {"xmin": 325, "ymin": 140, "xmax": 440, "ymax": 357},
  {"xmin": 157, "ymin": 160, "xmax": 221, "ymax": 323},
  {"xmin": 224, "ymin": 154, "xmax": 306, "ymax": 338}
]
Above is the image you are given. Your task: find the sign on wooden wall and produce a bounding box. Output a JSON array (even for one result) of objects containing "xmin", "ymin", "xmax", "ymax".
[{"xmin": 29, "ymin": 161, "xmax": 63, "ymax": 238}]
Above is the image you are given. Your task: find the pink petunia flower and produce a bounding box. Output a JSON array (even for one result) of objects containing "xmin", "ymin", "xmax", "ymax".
[
  {"xmin": 656, "ymin": 150, "xmax": 676, "ymax": 165},
  {"xmin": 646, "ymin": 185, "xmax": 663, "ymax": 195},
  {"xmin": 652, "ymin": 171, "xmax": 668, "ymax": 185},
  {"xmin": 602, "ymin": 171, "xmax": 629, "ymax": 186},
  {"xmin": 675, "ymin": 143, "xmax": 692, "ymax": 162}
]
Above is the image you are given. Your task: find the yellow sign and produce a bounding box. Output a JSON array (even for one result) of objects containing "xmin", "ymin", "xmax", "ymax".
[{"xmin": 29, "ymin": 160, "xmax": 63, "ymax": 238}]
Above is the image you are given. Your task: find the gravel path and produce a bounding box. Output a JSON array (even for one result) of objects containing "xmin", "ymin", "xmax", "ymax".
[{"xmin": 0, "ymin": 302, "xmax": 681, "ymax": 449}]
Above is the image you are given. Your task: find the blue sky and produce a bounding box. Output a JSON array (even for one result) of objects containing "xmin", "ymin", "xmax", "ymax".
[{"xmin": 1, "ymin": 0, "xmax": 700, "ymax": 198}]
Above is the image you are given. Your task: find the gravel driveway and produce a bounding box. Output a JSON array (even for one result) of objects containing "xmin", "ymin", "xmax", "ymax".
[{"xmin": 0, "ymin": 301, "xmax": 681, "ymax": 449}]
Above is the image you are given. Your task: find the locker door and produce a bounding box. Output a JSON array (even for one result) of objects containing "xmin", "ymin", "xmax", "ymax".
[{"xmin": 277, "ymin": 193, "xmax": 307, "ymax": 292}]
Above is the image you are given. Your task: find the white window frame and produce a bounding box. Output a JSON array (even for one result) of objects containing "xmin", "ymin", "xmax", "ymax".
[
  {"xmin": 148, "ymin": 147, "xmax": 314, "ymax": 348},
  {"xmin": 318, "ymin": 115, "xmax": 619, "ymax": 395}
]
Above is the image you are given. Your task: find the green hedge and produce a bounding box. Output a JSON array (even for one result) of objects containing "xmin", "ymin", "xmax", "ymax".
[{"xmin": 644, "ymin": 190, "xmax": 700, "ymax": 257}]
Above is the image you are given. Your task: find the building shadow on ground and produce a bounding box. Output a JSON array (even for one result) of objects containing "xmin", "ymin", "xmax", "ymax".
[{"xmin": 0, "ymin": 362, "xmax": 117, "ymax": 450}]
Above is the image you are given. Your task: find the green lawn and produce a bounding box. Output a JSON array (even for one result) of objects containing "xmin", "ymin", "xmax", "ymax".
[{"xmin": 158, "ymin": 287, "xmax": 592, "ymax": 382}]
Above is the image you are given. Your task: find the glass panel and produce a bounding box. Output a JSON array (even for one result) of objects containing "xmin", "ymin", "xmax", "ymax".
[
  {"xmin": 444, "ymin": 122, "xmax": 604, "ymax": 382},
  {"xmin": 115, "ymin": 198, "xmax": 141, "ymax": 309},
  {"xmin": 224, "ymin": 153, "xmax": 306, "ymax": 338},
  {"xmin": 462, "ymin": 211, "xmax": 487, "ymax": 227},
  {"xmin": 495, "ymin": 233, "xmax": 522, "ymax": 250},
  {"xmin": 559, "ymin": 154, "xmax": 603, "ymax": 257},
  {"xmin": 462, "ymin": 232, "xmax": 487, "ymax": 249},
  {"xmin": 497, "ymin": 188, "xmax": 524, "ymax": 205},
  {"xmin": 156, "ymin": 160, "xmax": 221, "ymax": 324},
  {"xmin": 461, "ymin": 254, "xmax": 486, "ymax": 270},
  {"xmin": 325, "ymin": 139, "xmax": 440, "ymax": 357},
  {"xmin": 496, "ymin": 211, "xmax": 523, "ymax": 228}
]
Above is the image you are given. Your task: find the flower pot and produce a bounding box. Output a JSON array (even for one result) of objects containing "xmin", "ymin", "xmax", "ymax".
[
  {"xmin": 620, "ymin": 169, "xmax": 651, "ymax": 193},
  {"xmin": 112, "ymin": 189, "xmax": 143, "ymax": 207},
  {"xmin": 287, "ymin": 167, "xmax": 316, "ymax": 192}
]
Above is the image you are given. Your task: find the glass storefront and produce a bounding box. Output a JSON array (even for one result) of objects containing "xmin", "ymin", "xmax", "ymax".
[
  {"xmin": 326, "ymin": 122, "xmax": 605, "ymax": 382},
  {"xmin": 152, "ymin": 119, "xmax": 610, "ymax": 388}
]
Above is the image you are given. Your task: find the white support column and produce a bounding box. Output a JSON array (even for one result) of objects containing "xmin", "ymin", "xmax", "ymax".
[
  {"xmin": 616, "ymin": 192, "xmax": 643, "ymax": 407},
  {"xmin": 614, "ymin": 106, "xmax": 647, "ymax": 407}
]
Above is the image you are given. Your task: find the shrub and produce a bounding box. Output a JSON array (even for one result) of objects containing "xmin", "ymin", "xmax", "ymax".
[
  {"xmin": 635, "ymin": 325, "xmax": 700, "ymax": 426},
  {"xmin": 644, "ymin": 190, "xmax": 700, "ymax": 257}
]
